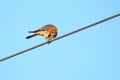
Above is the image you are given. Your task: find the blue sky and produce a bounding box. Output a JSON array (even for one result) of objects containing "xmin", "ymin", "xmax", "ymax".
[{"xmin": 0, "ymin": 0, "xmax": 120, "ymax": 80}]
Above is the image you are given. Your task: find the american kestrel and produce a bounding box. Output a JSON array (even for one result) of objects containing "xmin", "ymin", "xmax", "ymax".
[{"xmin": 26, "ymin": 24, "xmax": 58, "ymax": 43}]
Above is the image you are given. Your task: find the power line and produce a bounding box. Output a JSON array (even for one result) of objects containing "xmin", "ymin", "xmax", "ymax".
[{"xmin": 0, "ymin": 13, "xmax": 120, "ymax": 62}]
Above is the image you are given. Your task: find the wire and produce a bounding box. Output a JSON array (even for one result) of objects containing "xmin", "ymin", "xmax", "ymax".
[{"xmin": 0, "ymin": 13, "xmax": 120, "ymax": 62}]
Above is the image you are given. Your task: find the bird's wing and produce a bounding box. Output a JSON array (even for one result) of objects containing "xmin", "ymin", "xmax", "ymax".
[
  {"xmin": 40, "ymin": 25, "xmax": 51, "ymax": 30},
  {"xmin": 29, "ymin": 24, "xmax": 53, "ymax": 33}
]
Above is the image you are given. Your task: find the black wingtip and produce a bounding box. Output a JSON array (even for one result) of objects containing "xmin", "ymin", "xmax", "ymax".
[{"xmin": 28, "ymin": 31, "xmax": 34, "ymax": 33}]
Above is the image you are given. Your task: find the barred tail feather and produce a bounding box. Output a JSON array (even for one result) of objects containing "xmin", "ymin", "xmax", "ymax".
[{"xmin": 26, "ymin": 34, "xmax": 37, "ymax": 39}]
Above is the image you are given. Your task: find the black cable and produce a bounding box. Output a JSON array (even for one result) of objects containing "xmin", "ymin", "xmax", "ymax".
[{"xmin": 0, "ymin": 13, "xmax": 120, "ymax": 62}]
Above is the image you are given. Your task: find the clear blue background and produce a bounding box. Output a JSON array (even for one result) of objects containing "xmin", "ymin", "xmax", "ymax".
[{"xmin": 0, "ymin": 0, "xmax": 120, "ymax": 80}]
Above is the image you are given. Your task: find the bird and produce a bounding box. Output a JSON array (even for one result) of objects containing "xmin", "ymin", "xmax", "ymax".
[{"xmin": 26, "ymin": 24, "xmax": 58, "ymax": 43}]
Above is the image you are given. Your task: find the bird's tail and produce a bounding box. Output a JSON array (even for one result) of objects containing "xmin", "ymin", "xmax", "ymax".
[{"xmin": 26, "ymin": 34, "xmax": 37, "ymax": 39}]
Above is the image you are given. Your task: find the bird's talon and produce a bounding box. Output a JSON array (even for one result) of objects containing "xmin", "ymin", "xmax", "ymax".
[{"xmin": 47, "ymin": 40, "xmax": 51, "ymax": 43}]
